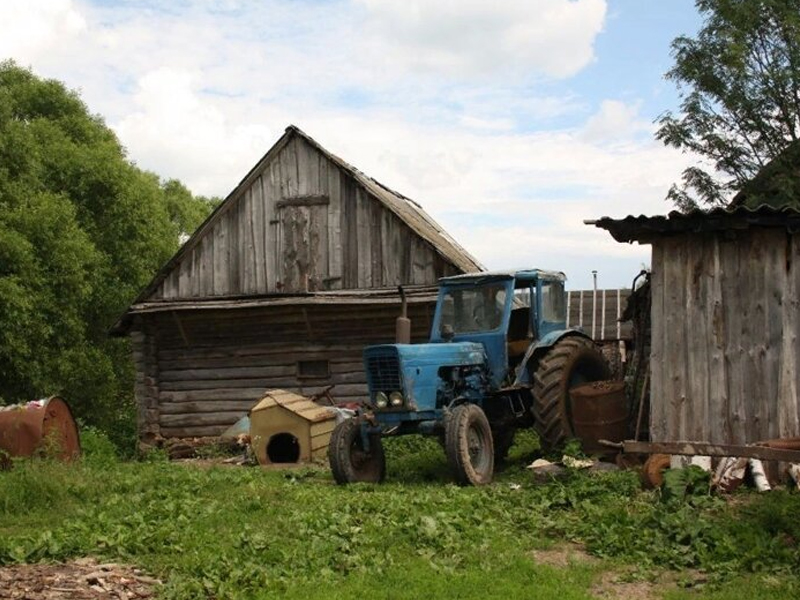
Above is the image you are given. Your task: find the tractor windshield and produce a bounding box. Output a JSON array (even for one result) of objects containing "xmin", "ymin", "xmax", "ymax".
[{"xmin": 440, "ymin": 283, "xmax": 507, "ymax": 334}]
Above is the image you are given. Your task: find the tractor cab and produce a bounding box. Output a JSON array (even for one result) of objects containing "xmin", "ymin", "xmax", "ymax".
[{"xmin": 430, "ymin": 270, "xmax": 568, "ymax": 386}]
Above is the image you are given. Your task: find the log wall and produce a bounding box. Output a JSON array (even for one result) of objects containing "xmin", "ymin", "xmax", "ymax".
[
  {"xmin": 649, "ymin": 228, "xmax": 800, "ymax": 444},
  {"xmin": 137, "ymin": 301, "xmax": 434, "ymax": 438},
  {"xmin": 151, "ymin": 135, "xmax": 459, "ymax": 300}
]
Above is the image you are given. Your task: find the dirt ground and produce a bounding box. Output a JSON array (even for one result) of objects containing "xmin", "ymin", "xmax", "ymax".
[
  {"xmin": 532, "ymin": 544, "xmax": 706, "ymax": 600},
  {"xmin": 0, "ymin": 558, "xmax": 160, "ymax": 600}
]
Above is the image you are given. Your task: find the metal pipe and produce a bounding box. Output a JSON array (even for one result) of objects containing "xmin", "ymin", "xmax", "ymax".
[
  {"xmin": 396, "ymin": 285, "xmax": 411, "ymax": 344},
  {"xmin": 591, "ymin": 270, "xmax": 598, "ymax": 340}
]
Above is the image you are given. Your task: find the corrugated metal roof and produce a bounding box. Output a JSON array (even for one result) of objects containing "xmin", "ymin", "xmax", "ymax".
[{"xmin": 586, "ymin": 204, "xmax": 800, "ymax": 244}]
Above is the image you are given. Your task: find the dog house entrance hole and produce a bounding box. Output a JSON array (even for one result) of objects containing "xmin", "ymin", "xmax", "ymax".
[{"xmin": 267, "ymin": 432, "xmax": 300, "ymax": 463}]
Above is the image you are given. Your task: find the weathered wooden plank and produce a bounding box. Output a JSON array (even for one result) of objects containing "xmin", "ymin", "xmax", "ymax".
[
  {"xmin": 356, "ymin": 187, "xmax": 371, "ymax": 288},
  {"xmin": 649, "ymin": 241, "xmax": 666, "ymax": 441},
  {"xmin": 251, "ymin": 175, "xmax": 266, "ymax": 293},
  {"xmin": 160, "ymin": 400, "xmax": 259, "ymax": 415},
  {"xmin": 158, "ymin": 353, "xmax": 366, "ymax": 371},
  {"xmin": 342, "ymin": 174, "xmax": 358, "ymax": 288},
  {"xmin": 159, "ymin": 378, "xmax": 300, "ymax": 391},
  {"xmin": 212, "ymin": 219, "xmax": 228, "ymax": 295},
  {"xmin": 708, "ymin": 237, "xmax": 729, "ymax": 444},
  {"xmin": 310, "ymin": 203, "xmax": 328, "ymax": 292},
  {"xmin": 159, "ymin": 388, "xmax": 270, "ymax": 403},
  {"xmin": 228, "ymin": 203, "xmax": 241, "ymax": 293},
  {"xmin": 719, "ymin": 235, "xmax": 745, "ymax": 444},
  {"xmin": 161, "ymin": 411, "xmax": 259, "ymax": 427},
  {"xmin": 279, "ymin": 136, "xmax": 300, "ymax": 198},
  {"xmin": 159, "ymin": 366, "xmax": 297, "ymax": 381},
  {"xmin": 265, "ymin": 163, "xmax": 279, "ymax": 292},
  {"xmin": 326, "ymin": 162, "xmax": 343, "ymax": 289},
  {"xmin": 160, "ymin": 426, "xmax": 228, "ymax": 438},
  {"xmin": 779, "ymin": 232, "xmax": 800, "ymax": 438}
]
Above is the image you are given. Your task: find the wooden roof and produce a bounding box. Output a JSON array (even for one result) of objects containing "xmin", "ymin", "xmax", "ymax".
[{"xmin": 250, "ymin": 389, "xmax": 334, "ymax": 423}]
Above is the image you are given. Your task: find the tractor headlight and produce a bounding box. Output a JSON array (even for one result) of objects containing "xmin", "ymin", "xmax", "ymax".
[
  {"xmin": 389, "ymin": 391, "xmax": 404, "ymax": 407},
  {"xmin": 375, "ymin": 392, "xmax": 389, "ymax": 409}
]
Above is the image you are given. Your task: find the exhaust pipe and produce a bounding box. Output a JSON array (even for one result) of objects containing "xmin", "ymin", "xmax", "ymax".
[{"xmin": 396, "ymin": 285, "xmax": 411, "ymax": 344}]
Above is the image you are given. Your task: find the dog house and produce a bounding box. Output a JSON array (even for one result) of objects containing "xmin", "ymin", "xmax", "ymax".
[{"xmin": 249, "ymin": 389, "xmax": 337, "ymax": 465}]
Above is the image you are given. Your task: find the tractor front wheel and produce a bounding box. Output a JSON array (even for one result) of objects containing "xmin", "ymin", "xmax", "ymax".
[
  {"xmin": 328, "ymin": 417, "xmax": 386, "ymax": 484},
  {"xmin": 445, "ymin": 404, "xmax": 494, "ymax": 486},
  {"xmin": 532, "ymin": 336, "xmax": 611, "ymax": 451}
]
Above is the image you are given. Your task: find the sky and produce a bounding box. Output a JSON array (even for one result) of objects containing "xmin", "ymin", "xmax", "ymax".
[{"xmin": 0, "ymin": 0, "xmax": 703, "ymax": 289}]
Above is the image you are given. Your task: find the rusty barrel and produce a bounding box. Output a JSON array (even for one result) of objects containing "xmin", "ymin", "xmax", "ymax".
[
  {"xmin": 0, "ymin": 396, "xmax": 81, "ymax": 462},
  {"xmin": 569, "ymin": 380, "xmax": 627, "ymax": 455}
]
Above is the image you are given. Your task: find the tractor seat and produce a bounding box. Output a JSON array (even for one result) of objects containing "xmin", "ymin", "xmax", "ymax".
[{"xmin": 507, "ymin": 307, "xmax": 531, "ymax": 358}]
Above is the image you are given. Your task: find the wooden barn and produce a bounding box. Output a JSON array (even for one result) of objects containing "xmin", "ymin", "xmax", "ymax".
[
  {"xmin": 589, "ymin": 205, "xmax": 800, "ymax": 445},
  {"xmin": 112, "ymin": 125, "xmax": 483, "ymax": 442}
]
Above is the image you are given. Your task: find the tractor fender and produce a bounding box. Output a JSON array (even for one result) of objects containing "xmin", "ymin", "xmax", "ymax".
[{"xmin": 512, "ymin": 328, "xmax": 592, "ymax": 386}]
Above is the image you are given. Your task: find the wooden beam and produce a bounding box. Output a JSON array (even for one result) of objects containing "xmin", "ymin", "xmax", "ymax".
[
  {"xmin": 611, "ymin": 439, "xmax": 800, "ymax": 462},
  {"xmin": 276, "ymin": 195, "xmax": 329, "ymax": 208}
]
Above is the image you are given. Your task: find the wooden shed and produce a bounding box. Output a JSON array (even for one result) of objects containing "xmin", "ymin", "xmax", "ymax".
[
  {"xmin": 111, "ymin": 125, "xmax": 483, "ymax": 442},
  {"xmin": 589, "ymin": 205, "xmax": 800, "ymax": 445},
  {"xmin": 249, "ymin": 389, "xmax": 336, "ymax": 465}
]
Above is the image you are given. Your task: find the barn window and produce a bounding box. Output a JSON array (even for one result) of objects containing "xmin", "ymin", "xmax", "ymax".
[{"xmin": 297, "ymin": 359, "xmax": 329, "ymax": 379}]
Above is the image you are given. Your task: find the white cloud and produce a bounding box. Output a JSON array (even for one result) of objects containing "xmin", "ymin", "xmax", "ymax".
[
  {"xmin": 0, "ymin": 0, "xmax": 687, "ymax": 288},
  {"xmin": 581, "ymin": 99, "xmax": 652, "ymax": 143},
  {"xmin": 115, "ymin": 67, "xmax": 280, "ymax": 194},
  {"xmin": 355, "ymin": 0, "xmax": 607, "ymax": 78},
  {"xmin": 0, "ymin": 0, "xmax": 86, "ymax": 63}
]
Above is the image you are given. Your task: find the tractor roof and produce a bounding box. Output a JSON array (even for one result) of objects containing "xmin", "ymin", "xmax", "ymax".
[{"xmin": 439, "ymin": 269, "xmax": 566, "ymax": 285}]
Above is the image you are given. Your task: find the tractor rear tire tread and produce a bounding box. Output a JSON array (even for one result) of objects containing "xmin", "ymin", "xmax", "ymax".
[{"xmin": 531, "ymin": 336, "xmax": 611, "ymax": 451}]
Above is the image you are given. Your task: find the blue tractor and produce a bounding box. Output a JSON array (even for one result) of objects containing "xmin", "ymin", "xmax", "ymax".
[{"xmin": 328, "ymin": 269, "xmax": 610, "ymax": 485}]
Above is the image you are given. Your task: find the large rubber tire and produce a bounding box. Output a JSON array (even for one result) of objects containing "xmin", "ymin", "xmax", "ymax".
[
  {"xmin": 532, "ymin": 336, "xmax": 611, "ymax": 451},
  {"xmin": 445, "ymin": 404, "xmax": 494, "ymax": 486},
  {"xmin": 328, "ymin": 417, "xmax": 386, "ymax": 485}
]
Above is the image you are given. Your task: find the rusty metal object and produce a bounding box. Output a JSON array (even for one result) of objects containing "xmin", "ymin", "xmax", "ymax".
[
  {"xmin": 569, "ymin": 380, "xmax": 627, "ymax": 455},
  {"xmin": 642, "ymin": 453, "xmax": 671, "ymax": 488},
  {"xmin": 0, "ymin": 397, "xmax": 80, "ymax": 461}
]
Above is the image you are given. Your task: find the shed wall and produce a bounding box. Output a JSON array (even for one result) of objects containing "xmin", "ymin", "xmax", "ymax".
[
  {"xmin": 152, "ymin": 136, "xmax": 459, "ymax": 300},
  {"xmin": 133, "ymin": 301, "xmax": 434, "ymax": 438},
  {"xmin": 650, "ymin": 229, "xmax": 800, "ymax": 443}
]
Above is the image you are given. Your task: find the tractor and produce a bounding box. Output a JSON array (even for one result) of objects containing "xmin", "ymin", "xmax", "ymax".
[{"xmin": 328, "ymin": 269, "xmax": 610, "ymax": 485}]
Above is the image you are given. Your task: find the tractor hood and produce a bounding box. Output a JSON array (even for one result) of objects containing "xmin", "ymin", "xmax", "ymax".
[{"xmin": 363, "ymin": 342, "xmax": 486, "ymax": 411}]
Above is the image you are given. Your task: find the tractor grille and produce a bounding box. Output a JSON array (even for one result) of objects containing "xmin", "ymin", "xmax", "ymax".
[{"xmin": 365, "ymin": 350, "xmax": 402, "ymax": 392}]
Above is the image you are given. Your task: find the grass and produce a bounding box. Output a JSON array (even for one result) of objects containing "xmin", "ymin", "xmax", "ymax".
[{"xmin": 0, "ymin": 430, "xmax": 798, "ymax": 599}]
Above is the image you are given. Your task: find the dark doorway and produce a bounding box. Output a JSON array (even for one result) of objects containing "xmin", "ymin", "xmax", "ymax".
[{"xmin": 266, "ymin": 432, "xmax": 301, "ymax": 463}]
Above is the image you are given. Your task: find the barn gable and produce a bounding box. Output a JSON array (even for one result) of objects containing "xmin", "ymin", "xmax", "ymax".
[{"xmin": 134, "ymin": 125, "xmax": 482, "ymax": 304}]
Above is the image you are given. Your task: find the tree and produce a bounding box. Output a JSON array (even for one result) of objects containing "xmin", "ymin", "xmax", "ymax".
[
  {"xmin": 656, "ymin": 0, "xmax": 800, "ymax": 210},
  {"xmin": 0, "ymin": 62, "xmax": 216, "ymax": 452}
]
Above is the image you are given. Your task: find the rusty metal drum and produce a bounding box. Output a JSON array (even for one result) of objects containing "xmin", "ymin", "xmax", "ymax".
[
  {"xmin": 0, "ymin": 396, "xmax": 81, "ymax": 462},
  {"xmin": 569, "ymin": 381, "xmax": 628, "ymax": 455}
]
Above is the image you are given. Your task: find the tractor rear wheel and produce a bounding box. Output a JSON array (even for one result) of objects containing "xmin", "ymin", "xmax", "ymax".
[
  {"xmin": 445, "ymin": 404, "xmax": 494, "ymax": 486},
  {"xmin": 532, "ymin": 336, "xmax": 611, "ymax": 451},
  {"xmin": 328, "ymin": 417, "xmax": 386, "ymax": 484}
]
